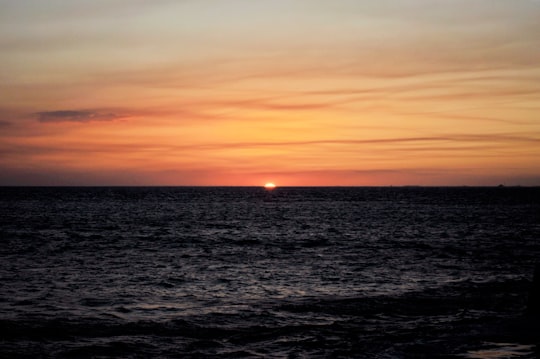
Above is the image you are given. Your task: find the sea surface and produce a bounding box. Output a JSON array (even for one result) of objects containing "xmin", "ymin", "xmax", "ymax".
[{"xmin": 1, "ymin": 186, "xmax": 539, "ymax": 358}]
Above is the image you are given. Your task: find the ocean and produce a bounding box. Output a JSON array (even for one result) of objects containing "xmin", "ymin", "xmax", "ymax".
[{"xmin": 1, "ymin": 186, "xmax": 539, "ymax": 358}]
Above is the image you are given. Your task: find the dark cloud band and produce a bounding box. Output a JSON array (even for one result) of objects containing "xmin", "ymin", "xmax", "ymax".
[{"xmin": 37, "ymin": 110, "xmax": 119, "ymax": 123}]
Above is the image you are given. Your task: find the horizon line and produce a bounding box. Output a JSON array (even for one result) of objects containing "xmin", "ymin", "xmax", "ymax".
[{"xmin": 0, "ymin": 184, "xmax": 537, "ymax": 188}]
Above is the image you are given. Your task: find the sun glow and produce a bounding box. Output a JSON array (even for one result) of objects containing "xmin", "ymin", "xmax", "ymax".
[{"xmin": 264, "ymin": 182, "xmax": 276, "ymax": 190}]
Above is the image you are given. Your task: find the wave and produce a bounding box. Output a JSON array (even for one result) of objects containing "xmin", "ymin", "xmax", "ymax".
[{"xmin": 1, "ymin": 279, "xmax": 537, "ymax": 357}]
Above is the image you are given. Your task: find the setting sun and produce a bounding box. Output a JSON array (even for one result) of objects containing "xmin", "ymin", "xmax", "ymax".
[{"xmin": 264, "ymin": 183, "xmax": 276, "ymax": 190}]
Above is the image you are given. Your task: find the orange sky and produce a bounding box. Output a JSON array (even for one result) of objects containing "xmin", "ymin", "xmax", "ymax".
[{"xmin": 1, "ymin": 0, "xmax": 539, "ymax": 186}]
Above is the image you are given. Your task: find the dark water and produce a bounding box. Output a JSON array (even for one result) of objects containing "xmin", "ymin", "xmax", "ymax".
[{"xmin": 1, "ymin": 187, "xmax": 539, "ymax": 358}]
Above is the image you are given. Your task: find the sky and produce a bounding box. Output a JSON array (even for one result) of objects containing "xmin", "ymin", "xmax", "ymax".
[{"xmin": 1, "ymin": 0, "xmax": 539, "ymax": 186}]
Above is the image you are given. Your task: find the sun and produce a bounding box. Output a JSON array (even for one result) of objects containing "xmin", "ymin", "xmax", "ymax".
[{"xmin": 264, "ymin": 182, "xmax": 276, "ymax": 190}]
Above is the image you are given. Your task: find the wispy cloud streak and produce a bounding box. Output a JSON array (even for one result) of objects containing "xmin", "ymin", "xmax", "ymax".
[
  {"xmin": 175, "ymin": 134, "xmax": 540, "ymax": 151},
  {"xmin": 37, "ymin": 110, "xmax": 121, "ymax": 123}
]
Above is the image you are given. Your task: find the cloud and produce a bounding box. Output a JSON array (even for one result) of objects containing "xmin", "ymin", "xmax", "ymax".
[
  {"xmin": 36, "ymin": 110, "xmax": 121, "ymax": 123},
  {"xmin": 0, "ymin": 120, "xmax": 12, "ymax": 127},
  {"xmin": 170, "ymin": 134, "xmax": 540, "ymax": 151}
]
